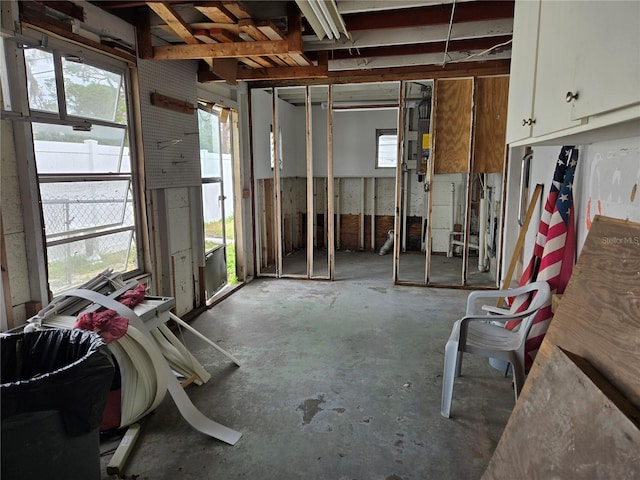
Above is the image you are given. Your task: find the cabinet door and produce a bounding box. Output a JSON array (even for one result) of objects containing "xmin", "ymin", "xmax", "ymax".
[
  {"xmin": 506, "ymin": 0, "xmax": 540, "ymax": 144},
  {"xmin": 532, "ymin": 1, "xmax": 582, "ymax": 137},
  {"xmin": 568, "ymin": 1, "xmax": 640, "ymax": 120}
]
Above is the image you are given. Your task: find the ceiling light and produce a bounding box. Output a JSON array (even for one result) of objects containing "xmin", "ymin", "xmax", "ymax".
[{"xmin": 295, "ymin": 0, "xmax": 349, "ymax": 41}]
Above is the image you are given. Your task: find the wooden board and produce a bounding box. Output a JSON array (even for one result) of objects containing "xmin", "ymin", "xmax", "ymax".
[
  {"xmin": 473, "ymin": 76, "xmax": 509, "ymax": 173},
  {"xmin": 485, "ymin": 216, "xmax": 640, "ymax": 477},
  {"xmin": 433, "ymin": 79, "xmax": 473, "ymax": 174},
  {"xmin": 483, "ymin": 345, "xmax": 640, "ymax": 479},
  {"xmin": 534, "ymin": 216, "xmax": 640, "ymax": 407}
]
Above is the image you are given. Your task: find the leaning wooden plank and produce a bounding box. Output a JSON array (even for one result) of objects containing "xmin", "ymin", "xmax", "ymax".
[{"xmin": 483, "ymin": 345, "xmax": 640, "ymax": 479}]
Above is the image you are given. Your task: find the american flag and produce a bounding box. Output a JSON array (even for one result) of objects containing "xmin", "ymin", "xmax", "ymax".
[{"xmin": 506, "ymin": 146, "xmax": 578, "ymax": 370}]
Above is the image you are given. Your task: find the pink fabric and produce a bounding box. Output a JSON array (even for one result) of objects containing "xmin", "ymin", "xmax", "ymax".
[
  {"xmin": 74, "ymin": 310, "xmax": 129, "ymax": 344},
  {"xmin": 117, "ymin": 283, "xmax": 147, "ymax": 308}
]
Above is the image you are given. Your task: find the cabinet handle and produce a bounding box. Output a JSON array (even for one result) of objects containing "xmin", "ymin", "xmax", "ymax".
[
  {"xmin": 522, "ymin": 118, "xmax": 536, "ymax": 126},
  {"xmin": 566, "ymin": 91, "xmax": 579, "ymax": 102}
]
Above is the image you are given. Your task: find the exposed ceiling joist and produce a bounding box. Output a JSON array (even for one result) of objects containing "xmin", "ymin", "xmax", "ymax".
[
  {"xmin": 86, "ymin": 0, "xmax": 515, "ymax": 84},
  {"xmin": 152, "ymin": 39, "xmax": 296, "ymax": 60}
]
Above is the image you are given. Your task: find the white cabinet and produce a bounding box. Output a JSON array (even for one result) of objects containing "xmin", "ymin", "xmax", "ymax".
[
  {"xmin": 567, "ymin": 1, "xmax": 640, "ymax": 121},
  {"xmin": 505, "ymin": 0, "xmax": 540, "ymax": 144},
  {"xmin": 507, "ymin": 0, "xmax": 640, "ymax": 147}
]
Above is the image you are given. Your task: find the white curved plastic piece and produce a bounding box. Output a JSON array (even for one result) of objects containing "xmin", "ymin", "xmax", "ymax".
[{"xmin": 66, "ymin": 289, "xmax": 242, "ymax": 445}]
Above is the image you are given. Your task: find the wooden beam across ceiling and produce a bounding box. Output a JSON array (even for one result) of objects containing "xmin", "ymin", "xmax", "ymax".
[
  {"xmin": 147, "ymin": 2, "xmax": 199, "ymax": 44},
  {"xmin": 152, "ymin": 39, "xmax": 295, "ymax": 60},
  {"xmin": 243, "ymin": 58, "xmax": 511, "ymax": 86}
]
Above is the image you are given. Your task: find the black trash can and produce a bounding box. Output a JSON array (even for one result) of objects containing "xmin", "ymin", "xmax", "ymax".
[{"xmin": 1, "ymin": 328, "xmax": 115, "ymax": 480}]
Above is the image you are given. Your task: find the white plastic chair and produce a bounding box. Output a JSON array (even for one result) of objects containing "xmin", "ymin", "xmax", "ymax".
[{"xmin": 440, "ymin": 281, "xmax": 551, "ymax": 418}]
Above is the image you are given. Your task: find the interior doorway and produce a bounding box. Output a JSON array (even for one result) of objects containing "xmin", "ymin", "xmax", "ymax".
[
  {"xmin": 198, "ymin": 104, "xmax": 237, "ymax": 301},
  {"xmin": 395, "ymin": 77, "xmax": 509, "ymax": 288}
]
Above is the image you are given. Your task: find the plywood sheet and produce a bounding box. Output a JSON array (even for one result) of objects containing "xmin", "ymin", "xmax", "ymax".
[
  {"xmin": 473, "ymin": 76, "xmax": 509, "ymax": 173},
  {"xmin": 484, "ymin": 216, "xmax": 640, "ymax": 478},
  {"xmin": 535, "ymin": 216, "xmax": 640, "ymax": 407},
  {"xmin": 484, "ymin": 345, "xmax": 640, "ymax": 479},
  {"xmin": 433, "ymin": 79, "xmax": 473, "ymax": 174}
]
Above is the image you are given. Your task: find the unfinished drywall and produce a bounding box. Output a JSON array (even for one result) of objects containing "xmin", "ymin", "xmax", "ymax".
[
  {"xmin": 330, "ymin": 109, "xmax": 398, "ymax": 178},
  {"xmin": 137, "ymin": 59, "xmax": 202, "ymax": 314},
  {"xmin": 1, "ymin": 117, "xmax": 30, "ymax": 326}
]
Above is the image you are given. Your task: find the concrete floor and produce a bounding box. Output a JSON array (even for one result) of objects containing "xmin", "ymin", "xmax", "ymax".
[
  {"xmin": 267, "ymin": 248, "xmax": 495, "ymax": 287},
  {"xmin": 103, "ymin": 252, "xmax": 514, "ymax": 480}
]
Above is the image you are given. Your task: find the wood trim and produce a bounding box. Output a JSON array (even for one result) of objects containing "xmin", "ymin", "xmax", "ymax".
[{"xmin": 150, "ymin": 92, "xmax": 195, "ymax": 114}]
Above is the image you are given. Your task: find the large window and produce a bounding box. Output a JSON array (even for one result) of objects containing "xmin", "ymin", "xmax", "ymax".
[{"xmin": 24, "ymin": 44, "xmax": 140, "ymax": 294}]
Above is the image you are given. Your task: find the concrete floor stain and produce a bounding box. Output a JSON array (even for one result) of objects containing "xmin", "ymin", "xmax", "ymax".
[{"xmin": 298, "ymin": 394, "xmax": 325, "ymax": 424}]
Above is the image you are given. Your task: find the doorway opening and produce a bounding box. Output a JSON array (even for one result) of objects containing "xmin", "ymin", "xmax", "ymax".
[{"xmin": 198, "ymin": 104, "xmax": 238, "ymax": 301}]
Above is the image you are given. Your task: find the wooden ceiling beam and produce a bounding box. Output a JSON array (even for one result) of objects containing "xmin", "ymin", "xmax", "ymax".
[
  {"xmin": 221, "ymin": 1, "xmax": 252, "ymax": 20},
  {"xmin": 147, "ymin": 2, "xmax": 199, "ymax": 44},
  {"xmin": 246, "ymin": 59, "xmax": 511, "ymax": 87},
  {"xmin": 199, "ymin": 64, "xmax": 329, "ymax": 82},
  {"xmin": 195, "ymin": 2, "xmax": 237, "ymax": 24},
  {"xmin": 152, "ymin": 39, "xmax": 295, "ymax": 60}
]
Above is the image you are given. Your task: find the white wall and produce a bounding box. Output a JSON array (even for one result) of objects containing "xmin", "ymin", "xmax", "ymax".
[
  {"xmin": 251, "ymin": 94, "xmax": 399, "ymax": 181},
  {"xmin": 502, "ymin": 135, "xmax": 640, "ymax": 286},
  {"xmin": 251, "ymin": 89, "xmax": 306, "ymax": 180},
  {"xmin": 331, "ymin": 109, "xmax": 398, "ymax": 178}
]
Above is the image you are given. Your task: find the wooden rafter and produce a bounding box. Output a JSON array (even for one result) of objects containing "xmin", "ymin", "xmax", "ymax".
[
  {"xmin": 221, "ymin": 0, "xmax": 252, "ymax": 20},
  {"xmin": 146, "ymin": 2, "xmax": 199, "ymax": 45},
  {"xmin": 152, "ymin": 39, "xmax": 296, "ymax": 60},
  {"xmin": 195, "ymin": 2, "xmax": 236, "ymax": 24}
]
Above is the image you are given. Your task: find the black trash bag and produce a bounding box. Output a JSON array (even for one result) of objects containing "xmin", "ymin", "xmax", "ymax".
[{"xmin": 1, "ymin": 328, "xmax": 115, "ymax": 436}]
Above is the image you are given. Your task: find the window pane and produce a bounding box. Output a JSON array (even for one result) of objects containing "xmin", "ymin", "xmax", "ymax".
[
  {"xmin": 40, "ymin": 180, "xmax": 133, "ymax": 239},
  {"xmin": 203, "ymin": 182, "xmax": 223, "ymax": 253},
  {"xmin": 32, "ymin": 122, "xmax": 130, "ymax": 173},
  {"xmin": 377, "ymin": 132, "xmax": 398, "ymax": 168},
  {"xmin": 24, "ymin": 49, "xmax": 59, "ymax": 113},
  {"xmin": 62, "ymin": 58, "xmax": 125, "ymax": 123},
  {"xmin": 198, "ymin": 109, "xmax": 221, "ymax": 178},
  {"xmin": 47, "ymin": 231, "xmax": 137, "ymax": 294}
]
